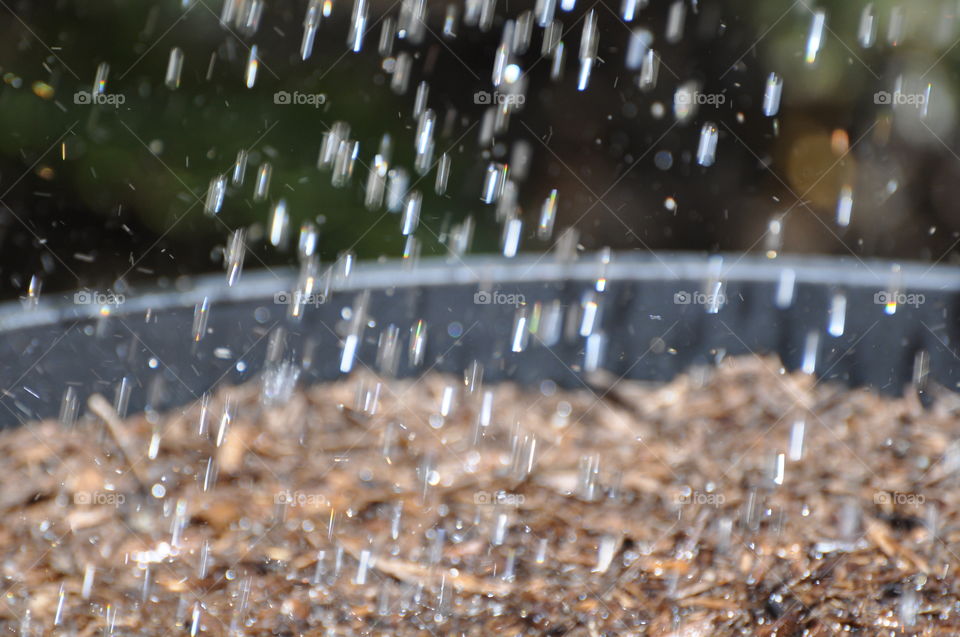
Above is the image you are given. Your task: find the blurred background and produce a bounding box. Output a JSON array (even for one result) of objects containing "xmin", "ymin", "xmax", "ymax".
[{"xmin": 0, "ymin": 0, "xmax": 959, "ymax": 301}]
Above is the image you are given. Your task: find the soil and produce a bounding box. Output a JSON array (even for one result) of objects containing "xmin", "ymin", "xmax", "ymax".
[{"xmin": 2, "ymin": 356, "xmax": 960, "ymax": 635}]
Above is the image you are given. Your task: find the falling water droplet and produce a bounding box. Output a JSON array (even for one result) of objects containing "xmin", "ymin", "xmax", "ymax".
[
  {"xmin": 513, "ymin": 11, "xmax": 533, "ymax": 54},
  {"xmin": 763, "ymin": 72, "xmax": 783, "ymax": 117},
  {"xmin": 269, "ymin": 199, "xmax": 290, "ymax": 248},
  {"xmin": 220, "ymin": 0, "xmax": 239, "ymax": 25},
  {"xmin": 577, "ymin": 10, "xmax": 598, "ymax": 91},
  {"xmin": 788, "ymin": 418, "xmax": 805, "ymax": 461},
  {"xmin": 438, "ymin": 384, "xmax": 457, "ymax": 418},
  {"xmin": 232, "ymin": 149, "xmax": 248, "ymax": 185},
  {"xmin": 625, "ymin": 28, "xmax": 653, "ymax": 70},
  {"xmin": 804, "ymin": 10, "xmax": 826, "ymax": 65},
  {"xmin": 887, "ymin": 6, "xmax": 905, "ymax": 46},
  {"xmin": 638, "ymin": 48, "xmax": 659, "ymax": 90},
  {"xmin": 348, "ymin": 0, "xmax": 369, "ymax": 52},
  {"xmin": 204, "ymin": 175, "xmax": 227, "ymax": 215},
  {"xmin": 828, "ymin": 293, "xmax": 846, "ymax": 337},
  {"xmin": 775, "ymin": 269, "xmax": 796, "ymax": 309},
  {"xmin": 765, "ymin": 215, "xmax": 784, "ymax": 258},
  {"xmin": 298, "ymin": 222, "xmax": 319, "ymax": 260},
  {"xmin": 331, "ymin": 139, "xmax": 359, "ymax": 187},
  {"xmin": 836, "ymin": 185, "xmax": 853, "ymax": 227},
  {"xmin": 594, "ymin": 535, "xmax": 617, "ymax": 573},
  {"xmin": 391, "ymin": 52, "xmax": 413, "ymax": 94},
  {"xmin": 114, "ymin": 376, "xmax": 132, "ymax": 418},
  {"xmin": 59, "ymin": 386, "xmax": 79, "ymax": 426},
  {"xmin": 301, "ymin": 0, "xmax": 322, "ymax": 60},
  {"xmin": 501, "ymin": 218, "xmax": 522, "ymax": 257},
  {"xmin": 674, "ymin": 80, "xmax": 700, "ymax": 123},
  {"xmin": 386, "ymin": 167, "xmax": 410, "ymax": 212},
  {"xmin": 413, "ymin": 81, "xmax": 429, "ymax": 118},
  {"xmin": 198, "ymin": 540, "xmax": 211, "ymax": 579},
  {"xmin": 340, "ymin": 293, "xmax": 369, "ymax": 373},
  {"xmin": 409, "ymin": 319, "xmax": 427, "ymax": 367},
  {"xmin": 442, "ymin": 6, "xmax": 458, "ymax": 38},
  {"xmin": 225, "ymin": 229, "xmax": 246, "ymax": 286},
  {"xmin": 899, "ymin": 586, "xmax": 919, "ymax": 627},
  {"xmin": 492, "ymin": 40, "xmax": 509, "ymax": 87},
  {"xmin": 665, "ymin": 0, "xmax": 685, "ymax": 44},
  {"xmin": 365, "ymin": 151, "xmax": 389, "ymax": 210},
  {"xmin": 542, "ymin": 19, "xmax": 561, "ymax": 55},
  {"xmin": 481, "ymin": 162, "xmax": 508, "ymax": 203},
  {"xmin": 319, "ymin": 121, "xmax": 350, "ymax": 169},
  {"xmin": 401, "ymin": 191, "xmax": 422, "ymax": 235},
  {"xmin": 550, "ymin": 41, "xmax": 566, "ymax": 82},
  {"xmin": 584, "ymin": 332, "xmax": 606, "ymax": 372},
  {"xmin": 883, "ymin": 265, "xmax": 903, "ymax": 315},
  {"xmin": 579, "ymin": 290, "xmax": 600, "ymax": 336},
  {"xmin": 696, "ymin": 122, "xmax": 719, "ymax": 167},
  {"xmin": 772, "ymin": 452, "xmax": 785, "ymax": 485},
  {"xmin": 435, "ymin": 153, "xmax": 451, "ymax": 195},
  {"xmin": 239, "ymin": 0, "xmax": 264, "ymax": 34},
  {"xmin": 81, "ymin": 564, "xmax": 96, "ymax": 599},
  {"xmin": 577, "ymin": 454, "xmax": 600, "ymax": 501},
  {"xmin": 354, "ymin": 549, "xmax": 373, "ymax": 585},
  {"xmin": 190, "ymin": 603, "xmax": 201, "ymax": 637},
  {"xmin": 414, "ymin": 109, "xmax": 436, "ymax": 174},
  {"xmin": 511, "ymin": 307, "xmax": 530, "ymax": 352},
  {"xmin": 165, "ymin": 48, "xmax": 184, "ymax": 89},
  {"xmin": 622, "ymin": 0, "xmax": 647, "ymax": 21},
  {"xmin": 858, "ymin": 3, "xmax": 877, "ymax": 48},
  {"xmin": 448, "ymin": 215, "xmax": 475, "ymax": 258},
  {"xmin": 54, "ymin": 584, "xmax": 66, "ymax": 626},
  {"xmin": 245, "ymin": 44, "xmax": 259, "ymax": 88},
  {"xmin": 93, "ymin": 62, "xmax": 109, "ymax": 95},
  {"xmin": 192, "ymin": 297, "xmax": 210, "ymax": 342},
  {"xmin": 801, "ymin": 331, "xmax": 819, "ymax": 374},
  {"xmin": 538, "ymin": 189, "xmax": 559, "ymax": 240},
  {"xmin": 24, "ymin": 274, "xmax": 41, "ymax": 310},
  {"xmin": 913, "ymin": 349, "xmax": 930, "ymax": 392},
  {"xmin": 254, "ymin": 162, "xmax": 272, "ymax": 201},
  {"xmin": 535, "ymin": 0, "xmax": 556, "ymax": 27}
]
